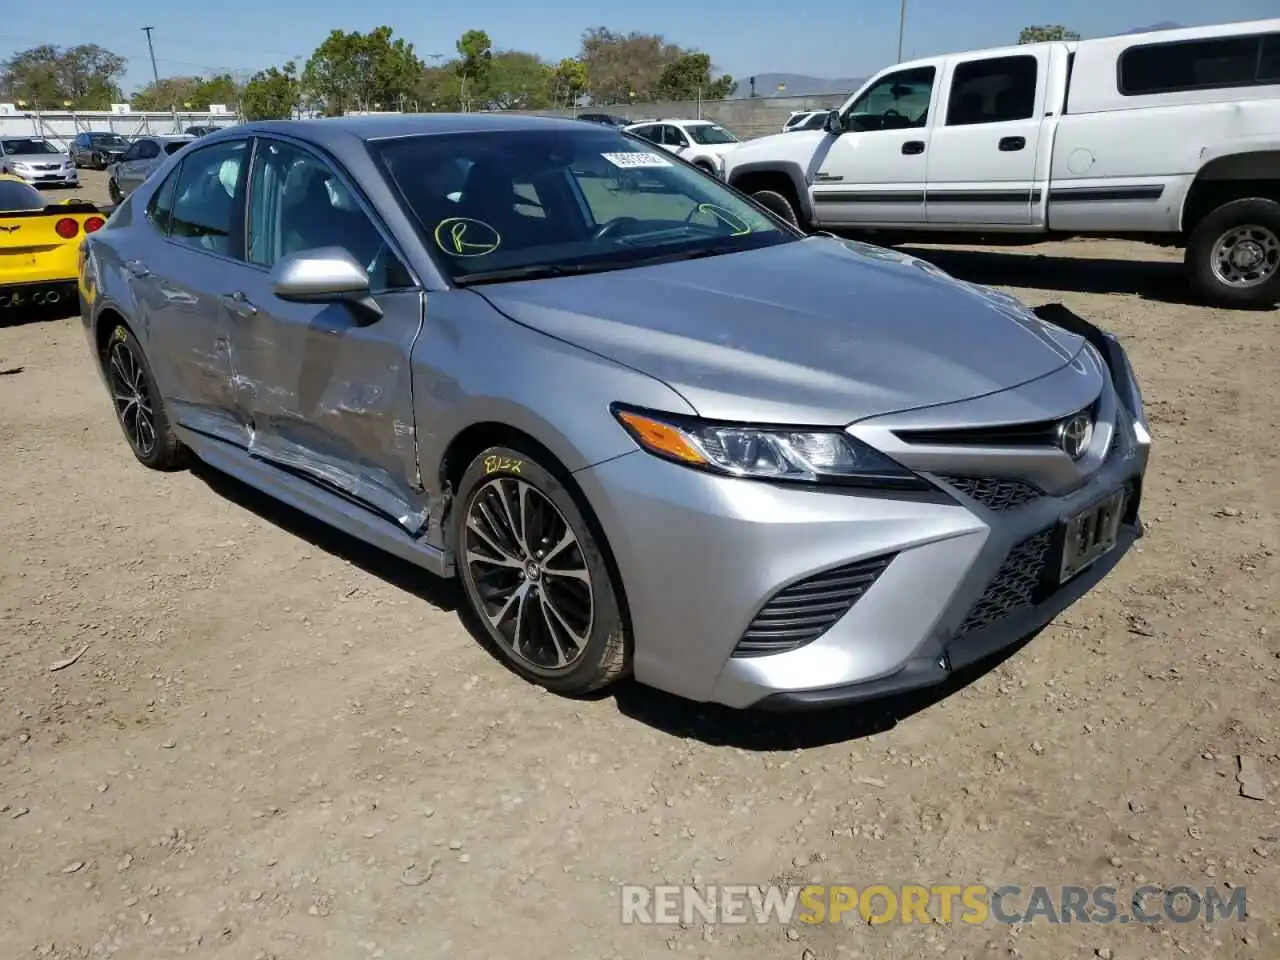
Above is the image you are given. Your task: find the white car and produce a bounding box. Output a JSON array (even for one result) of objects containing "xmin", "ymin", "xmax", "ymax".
[
  {"xmin": 622, "ymin": 119, "xmax": 742, "ymax": 177},
  {"xmin": 782, "ymin": 111, "xmax": 830, "ymax": 133}
]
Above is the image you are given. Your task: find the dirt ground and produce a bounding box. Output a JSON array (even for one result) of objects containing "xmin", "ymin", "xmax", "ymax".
[{"xmin": 1, "ymin": 169, "xmax": 1277, "ymax": 960}]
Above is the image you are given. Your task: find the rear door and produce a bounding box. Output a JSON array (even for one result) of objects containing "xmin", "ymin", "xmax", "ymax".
[
  {"xmin": 925, "ymin": 49, "xmax": 1049, "ymax": 225},
  {"xmin": 223, "ymin": 135, "xmax": 427, "ymax": 533},
  {"xmin": 126, "ymin": 137, "xmax": 252, "ymax": 445},
  {"xmin": 118, "ymin": 139, "xmax": 160, "ymax": 195}
]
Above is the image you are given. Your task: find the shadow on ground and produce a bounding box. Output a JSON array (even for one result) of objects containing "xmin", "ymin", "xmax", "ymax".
[
  {"xmin": 896, "ymin": 244, "xmax": 1215, "ymax": 307},
  {"xmin": 193, "ymin": 457, "xmax": 1036, "ymax": 749},
  {"xmin": 608, "ymin": 631, "xmax": 1039, "ymax": 750},
  {"xmin": 190, "ymin": 460, "xmax": 461, "ymax": 613}
]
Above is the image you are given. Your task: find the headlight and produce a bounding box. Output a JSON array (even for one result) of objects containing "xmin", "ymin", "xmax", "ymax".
[{"xmin": 611, "ymin": 405, "xmax": 928, "ymax": 489}]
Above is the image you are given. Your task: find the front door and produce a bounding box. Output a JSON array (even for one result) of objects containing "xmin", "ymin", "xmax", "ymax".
[
  {"xmin": 127, "ymin": 137, "xmax": 252, "ymax": 446},
  {"xmin": 925, "ymin": 50, "xmax": 1048, "ymax": 225},
  {"xmin": 225, "ymin": 135, "xmax": 427, "ymax": 533},
  {"xmin": 810, "ymin": 65, "xmax": 937, "ymax": 226}
]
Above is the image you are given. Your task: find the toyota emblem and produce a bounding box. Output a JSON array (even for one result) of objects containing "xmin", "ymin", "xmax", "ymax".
[{"xmin": 1057, "ymin": 413, "xmax": 1093, "ymax": 460}]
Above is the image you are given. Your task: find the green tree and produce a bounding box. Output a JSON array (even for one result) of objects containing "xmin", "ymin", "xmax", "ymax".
[
  {"xmin": 303, "ymin": 26, "xmax": 424, "ymax": 115},
  {"xmin": 455, "ymin": 29, "xmax": 493, "ymax": 111},
  {"xmin": 191, "ymin": 73, "xmax": 239, "ymax": 109},
  {"xmin": 416, "ymin": 63, "xmax": 462, "ymax": 111},
  {"xmin": 579, "ymin": 27, "xmax": 684, "ymax": 104},
  {"xmin": 131, "ymin": 76, "xmax": 202, "ymax": 110},
  {"xmin": 655, "ymin": 52, "xmax": 733, "ymax": 101},
  {"xmin": 241, "ymin": 62, "xmax": 299, "ymax": 120},
  {"xmin": 487, "ymin": 51, "xmax": 551, "ymax": 109},
  {"xmin": 1019, "ymin": 25, "xmax": 1081, "ymax": 43},
  {"xmin": 0, "ymin": 43, "xmax": 125, "ymax": 108},
  {"xmin": 549, "ymin": 57, "xmax": 588, "ymax": 107}
]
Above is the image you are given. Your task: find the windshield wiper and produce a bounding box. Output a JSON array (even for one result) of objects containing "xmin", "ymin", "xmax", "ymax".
[{"xmin": 452, "ymin": 261, "xmax": 625, "ymax": 287}]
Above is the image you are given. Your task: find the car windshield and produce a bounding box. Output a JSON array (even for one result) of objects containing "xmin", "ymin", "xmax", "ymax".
[
  {"xmin": 90, "ymin": 134, "xmax": 128, "ymax": 146},
  {"xmin": 2, "ymin": 139, "xmax": 60, "ymax": 155},
  {"xmin": 371, "ymin": 127, "xmax": 795, "ymax": 284},
  {"xmin": 0, "ymin": 179, "xmax": 45, "ymax": 211},
  {"xmin": 685, "ymin": 123, "xmax": 739, "ymax": 145}
]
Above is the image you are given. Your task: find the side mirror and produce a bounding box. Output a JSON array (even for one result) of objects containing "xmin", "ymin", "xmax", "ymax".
[
  {"xmin": 270, "ymin": 246, "xmax": 382, "ymax": 323},
  {"xmin": 824, "ymin": 110, "xmax": 843, "ymax": 135}
]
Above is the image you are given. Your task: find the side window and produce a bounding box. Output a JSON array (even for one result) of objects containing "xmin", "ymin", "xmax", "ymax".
[
  {"xmin": 663, "ymin": 125, "xmax": 689, "ymax": 147},
  {"xmin": 511, "ymin": 178, "xmax": 546, "ymax": 219},
  {"xmin": 168, "ymin": 139, "xmax": 249, "ymax": 257},
  {"xmin": 946, "ymin": 55, "xmax": 1039, "ymax": 126},
  {"xmin": 630, "ymin": 125, "xmax": 659, "ymax": 144},
  {"xmin": 246, "ymin": 138, "xmax": 412, "ymax": 292},
  {"xmin": 844, "ymin": 66, "xmax": 936, "ymax": 131},
  {"xmin": 1119, "ymin": 33, "xmax": 1277, "ymax": 95},
  {"xmin": 145, "ymin": 163, "xmax": 183, "ymax": 235},
  {"xmin": 137, "ymin": 140, "xmax": 160, "ymax": 160}
]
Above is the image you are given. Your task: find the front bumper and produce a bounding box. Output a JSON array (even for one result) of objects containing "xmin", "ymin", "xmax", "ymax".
[
  {"xmin": 575, "ymin": 304, "xmax": 1151, "ymax": 710},
  {"xmin": 9, "ymin": 167, "xmax": 78, "ymax": 187}
]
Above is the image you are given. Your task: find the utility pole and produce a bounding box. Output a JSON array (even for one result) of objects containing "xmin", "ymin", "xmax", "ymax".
[
  {"xmin": 896, "ymin": 0, "xmax": 908, "ymax": 63},
  {"xmin": 141, "ymin": 26, "xmax": 161, "ymax": 86}
]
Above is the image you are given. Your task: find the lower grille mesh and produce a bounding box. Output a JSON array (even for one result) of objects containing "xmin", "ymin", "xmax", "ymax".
[
  {"xmin": 955, "ymin": 528, "xmax": 1053, "ymax": 637},
  {"xmin": 734, "ymin": 553, "xmax": 896, "ymax": 658}
]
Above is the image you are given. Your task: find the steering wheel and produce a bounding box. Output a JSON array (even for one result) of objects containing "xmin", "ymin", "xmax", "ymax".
[
  {"xmin": 591, "ymin": 216, "xmax": 642, "ymax": 241},
  {"xmin": 882, "ymin": 108, "xmax": 903, "ymax": 119}
]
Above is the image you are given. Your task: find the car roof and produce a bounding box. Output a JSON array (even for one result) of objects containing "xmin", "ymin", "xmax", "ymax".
[{"xmin": 227, "ymin": 113, "xmax": 593, "ymax": 145}]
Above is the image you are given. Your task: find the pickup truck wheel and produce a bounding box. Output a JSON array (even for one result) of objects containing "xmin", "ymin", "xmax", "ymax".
[
  {"xmin": 1186, "ymin": 198, "xmax": 1280, "ymax": 308},
  {"xmin": 751, "ymin": 189, "xmax": 801, "ymax": 228}
]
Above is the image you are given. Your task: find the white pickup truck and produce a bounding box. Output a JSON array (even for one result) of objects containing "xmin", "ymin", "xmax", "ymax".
[{"xmin": 723, "ymin": 19, "xmax": 1280, "ymax": 307}]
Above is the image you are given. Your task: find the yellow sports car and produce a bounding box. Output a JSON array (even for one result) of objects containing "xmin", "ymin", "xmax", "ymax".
[{"xmin": 1, "ymin": 173, "xmax": 106, "ymax": 313}]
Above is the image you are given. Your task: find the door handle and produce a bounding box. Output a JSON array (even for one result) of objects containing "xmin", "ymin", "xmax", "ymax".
[
  {"xmin": 999, "ymin": 136, "xmax": 1026, "ymax": 152},
  {"xmin": 124, "ymin": 259, "xmax": 151, "ymax": 279},
  {"xmin": 220, "ymin": 291, "xmax": 258, "ymax": 317},
  {"xmin": 902, "ymin": 140, "xmax": 925, "ymax": 155}
]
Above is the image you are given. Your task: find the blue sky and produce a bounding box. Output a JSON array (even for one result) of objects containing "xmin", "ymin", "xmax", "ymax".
[{"xmin": 3, "ymin": 0, "xmax": 1275, "ymax": 95}]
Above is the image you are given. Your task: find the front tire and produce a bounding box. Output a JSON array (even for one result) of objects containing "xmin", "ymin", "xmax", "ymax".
[
  {"xmin": 103, "ymin": 324, "xmax": 187, "ymax": 471},
  {"xmin": 453, "ymin": 444, "xmax": 629, "ymax": 696},
  {"xmin": 751, "ymin": 188, "xmax": 801, "ymax": 228},
  {"xmin": 1185, "ymin": 198, "xmax": 1280, "ymax": 308}
]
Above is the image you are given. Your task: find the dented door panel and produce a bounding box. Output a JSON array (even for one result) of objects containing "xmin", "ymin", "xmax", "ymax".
[{"xmin": 225, "ymin": 285, "xmax": 428, "ymax": 533}]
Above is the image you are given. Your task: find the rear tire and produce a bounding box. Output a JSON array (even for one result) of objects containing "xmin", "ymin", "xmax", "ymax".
[
  {"xmin": 751, "ymin": 188, "xmax": 801, "ymax": 228},
  {"xmin": 453, "ymin": 444, "xmax": 629, "ymax": 697},
  {"xmin": 102, "ymin": 324, "xmax": 188, "ymax": 471},
  {"xmin": 1185, "ymin": 198, "xmax": 1280, "ymax": 308}
]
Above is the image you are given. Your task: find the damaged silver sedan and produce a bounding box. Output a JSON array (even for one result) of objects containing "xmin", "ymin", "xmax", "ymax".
[{"xmin": 80, "ymin": 115, "xmax": 1149, "ymax": 710}]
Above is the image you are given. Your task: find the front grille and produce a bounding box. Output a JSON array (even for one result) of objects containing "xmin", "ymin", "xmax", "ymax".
[
  {"xmin": 733, "ymin": 553, "xmax": 896, "ymax": 658},
  {"xmin": 955, "ymin": 528, "xmax": 1053, "ymax": 637},
  {"xmin": 938, "ymin": 475, "xmax": 1043, "ymax": 512},
  {"xmin": 894, "ymin": 396, "xmax": 1102, "ymax": 449}
]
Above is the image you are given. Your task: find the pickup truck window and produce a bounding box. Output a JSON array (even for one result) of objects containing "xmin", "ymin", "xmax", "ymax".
[
  {"xmin": 843, "ymin": 66, "xmax": 935, "ymax": 132},
  {"xmin": 1119, "ymin": 31, "xmax": 1280, "ymax": 95},
  {"xmin": 946, "ymin": 55, "xmax": 1038, "ymax": 125}
]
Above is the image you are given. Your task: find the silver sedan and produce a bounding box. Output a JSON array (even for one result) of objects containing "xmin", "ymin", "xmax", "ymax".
[{"xmin": 78, "ymin": 115, "xmax": 1150, "ymax": 710}]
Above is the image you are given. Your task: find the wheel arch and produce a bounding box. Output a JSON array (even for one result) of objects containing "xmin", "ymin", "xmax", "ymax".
[
  {"xmin": 726, "ymin": 161, "xmax": 814, "ymax": 222},
  {"xmin": 439, "ymin": 418, "xmax": 636, "ymax": 639},
  {"xmin": 1181, "ymin": 149, "xmax": 1280, "ymax": 234}
]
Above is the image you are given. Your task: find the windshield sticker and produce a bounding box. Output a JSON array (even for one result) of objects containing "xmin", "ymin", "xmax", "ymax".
[
  {"xmin": 696, "ymin": 204, "xmax": 751, "ymax": 236},
  {"xmin": 602, "ymin": 151, "xmax": 672, "ymax": 169},
  {"xmin": 433, "ymin": 217, "xmax": 502, "ymax": 257}
]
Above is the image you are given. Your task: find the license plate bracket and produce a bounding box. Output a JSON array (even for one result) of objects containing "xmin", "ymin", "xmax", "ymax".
[{"xmin": 1055, "ymin": 488, "xmax": 1126, "ymax": 583}]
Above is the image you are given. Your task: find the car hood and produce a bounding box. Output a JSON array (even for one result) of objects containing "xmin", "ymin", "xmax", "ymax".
[{"xmin": 477, "ymin": 235, "xmax": 1087, "ymax": 424}]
